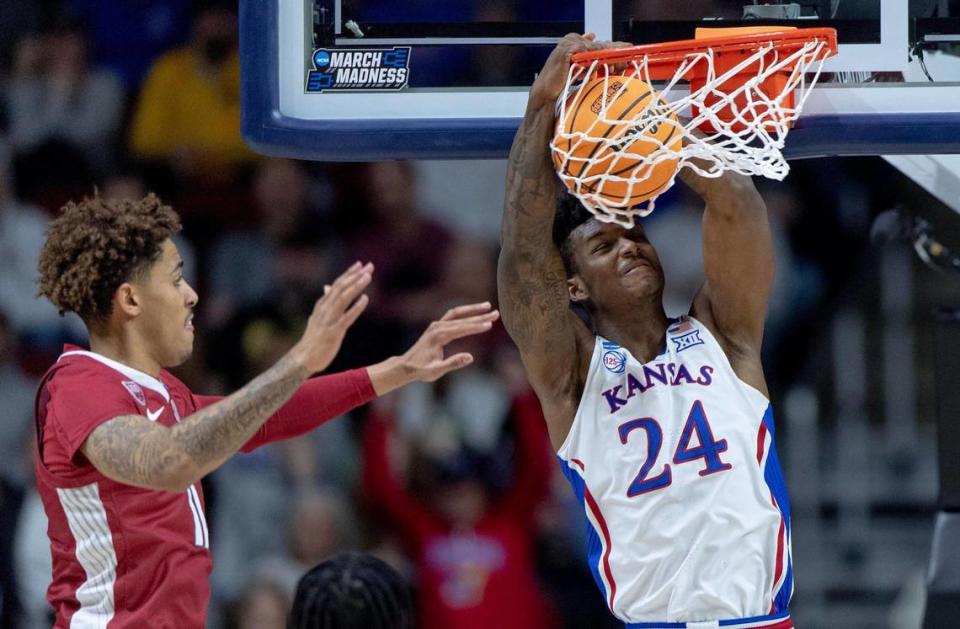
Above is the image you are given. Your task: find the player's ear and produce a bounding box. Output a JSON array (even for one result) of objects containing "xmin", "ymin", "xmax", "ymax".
[
  {"xmin": 568, "ymin": 276, "xmax": 589, "ymax": 304},
  {"xmin": 114, "ymin": 283, "xmax": 142, "ymax": 318}
]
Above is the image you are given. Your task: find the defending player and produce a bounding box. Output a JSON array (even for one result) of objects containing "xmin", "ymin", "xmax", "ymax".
[
  {"xmin": 498, "ymin": 34, "xmax": 792, "ymax": 628},
  {"xmin": 34, "ymin": 193, "xmax": 498, "ymax": 628}
]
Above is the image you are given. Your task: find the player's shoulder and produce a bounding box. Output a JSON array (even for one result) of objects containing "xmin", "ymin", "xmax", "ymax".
[
  {"xmin": 49, "ymin": 349, "xmax": 118, "ymax": 387},
  {"xmin": 39, "ymin": 351, "xmax": 143, "ymax": 422},
  {"xmin": 47, "ymin": 348, "xmax": 166, "ymax": 403}
]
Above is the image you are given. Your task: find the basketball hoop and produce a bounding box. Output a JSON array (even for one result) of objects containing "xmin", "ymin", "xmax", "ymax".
[{"xmin": 551, "ymin": 27, "xmax": 838, "ymax": 226}]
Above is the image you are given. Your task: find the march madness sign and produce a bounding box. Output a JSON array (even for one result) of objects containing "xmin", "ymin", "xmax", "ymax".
[{"xmin": 306, "ymin": 47, "xmax": 410, "ymax": 92}]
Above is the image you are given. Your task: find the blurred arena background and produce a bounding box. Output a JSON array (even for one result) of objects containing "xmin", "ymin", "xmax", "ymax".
[{"xmin": 1, "ymin": 1, "xmax": 959, "ymax": 628}]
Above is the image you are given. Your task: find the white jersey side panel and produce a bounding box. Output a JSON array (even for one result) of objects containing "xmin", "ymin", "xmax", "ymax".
[{"xmin": 557, "ymin": 316, "xmax": 792, "ymax": 624}]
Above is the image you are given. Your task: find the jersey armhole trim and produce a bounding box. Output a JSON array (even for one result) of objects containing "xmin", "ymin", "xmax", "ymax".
[{"xmin": 557, "ymin": 337, "xmax": 603, "ymax": 458}]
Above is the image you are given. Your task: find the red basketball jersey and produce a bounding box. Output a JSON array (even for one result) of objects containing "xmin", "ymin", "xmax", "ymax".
[{"xmin": 35, "ymin": 346, "xmax": 212, "ymax": 628}]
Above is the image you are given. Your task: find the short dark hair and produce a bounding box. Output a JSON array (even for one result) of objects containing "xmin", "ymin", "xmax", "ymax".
[
  {"xmin": 552, "ymin": 192, "xmax": 596, "ymax": 277},
  {"xmin": 289, "ymin": 552, "xmax": 413, "ymax": 629},
  {"xmin": 36, "ymin": 193, "xmax": 181, "ymax": 325},
  {"xmin": 192, "ymin": 0, "xmax": 238, "ymax": 19}
]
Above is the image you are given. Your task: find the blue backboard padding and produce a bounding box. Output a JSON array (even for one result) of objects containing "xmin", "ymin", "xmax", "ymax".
[
  {"xmin": 787, "ymin": 113, "xmax": 960, "ymax": 158},
  {"xmin": 241, "ymin": 2, "xmax": 960, "ymax": 161}
]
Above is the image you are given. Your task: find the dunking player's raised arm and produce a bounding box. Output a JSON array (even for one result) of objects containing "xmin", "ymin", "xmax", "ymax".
[
  {"xmin": 497, "ymin": 34, "xmax": 601, "ymax": 446},
  {"xmin": 682, "ymin": 167, "xmax": 774, "ymax": 395}
]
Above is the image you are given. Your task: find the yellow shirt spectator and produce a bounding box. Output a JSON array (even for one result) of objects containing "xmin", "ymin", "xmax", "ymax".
[{"xmin": 130, "ymin": 47, "xmax": 255, "ymax": 172}]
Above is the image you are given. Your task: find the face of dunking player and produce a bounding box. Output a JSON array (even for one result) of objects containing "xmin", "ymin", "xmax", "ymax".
[
  {"xmin": 567, "ymin": 219, "xmax": 665, "ymax": 311},
  {"xmin": 129, "ymin": 239, "xmax": 199, "ymax": 368}
]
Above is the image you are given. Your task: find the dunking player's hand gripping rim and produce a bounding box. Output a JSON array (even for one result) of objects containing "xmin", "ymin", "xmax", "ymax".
[{"xmin": 551, "ymin": 28, "xmax": 837, "ymax": 226}]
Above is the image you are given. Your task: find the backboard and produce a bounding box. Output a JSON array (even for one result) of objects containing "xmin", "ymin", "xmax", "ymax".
[{"xmin": 240, "ymin": 0, "xmax": 960, "ymax": 161}]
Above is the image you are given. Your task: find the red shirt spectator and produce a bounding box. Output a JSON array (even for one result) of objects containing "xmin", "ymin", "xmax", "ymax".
[{"xmin": 363, "ymin": 392, "xmax": 555, "ymax": 629}]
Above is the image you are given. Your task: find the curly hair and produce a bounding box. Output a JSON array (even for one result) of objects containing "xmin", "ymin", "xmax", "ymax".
[{"xmin": 37, "ymin": 193, "xmax": 181, "ymax": 325}]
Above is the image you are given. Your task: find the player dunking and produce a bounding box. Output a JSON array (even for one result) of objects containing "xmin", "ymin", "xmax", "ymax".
[
  {"xmin": 498, "ymin": 34, "xmax": 793, "ymax": 628},
  {"xmin": 33, "ymin": 193, "xmax": 498, "ymax": 627}
]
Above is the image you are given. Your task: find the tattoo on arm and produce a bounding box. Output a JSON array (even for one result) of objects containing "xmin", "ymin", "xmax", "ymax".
[
  {"xmin": 498, "ymin": 105, "xmax": 577, "ymax": 351},
  {"xmin": 83, "ymin": 354, "xmax": 310, "ymax": 490},
  {"xmin": 171, "ymin": 353, "xmax": 309, "ymax": 471},
  {"xmin": 84, "ymin": 415, "xmax": 188, "ymax": 490}
]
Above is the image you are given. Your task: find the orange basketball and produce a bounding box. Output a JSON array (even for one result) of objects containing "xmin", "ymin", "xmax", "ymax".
[{"xmin": 553, "ymin": 75, "xmax": 681, "ymax": 209}]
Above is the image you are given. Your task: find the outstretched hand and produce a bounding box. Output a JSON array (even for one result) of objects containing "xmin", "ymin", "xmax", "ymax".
[
  {"xmin": 292, "ymin": 261, "xmax": 373, "ymax": 374},
  {"xmin": 367, "ymin": 302, "xmax": 500, "ymax": 396},
  {"xmin": 401, "ymin": 302, "xmax": 500, "ymax": 382}
]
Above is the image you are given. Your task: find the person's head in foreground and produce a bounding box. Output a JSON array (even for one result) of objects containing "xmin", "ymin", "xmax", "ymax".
[
  {"xmin": 37, "ymin": 193, "xmax": 197, "ymax": 373},
  {"xmin": 552, "ymin": 192, "xmax": 666, "ymax": 319},
  {"xmin": 289, "ymin": 551, "xmax": 413, "ymax": 629}
]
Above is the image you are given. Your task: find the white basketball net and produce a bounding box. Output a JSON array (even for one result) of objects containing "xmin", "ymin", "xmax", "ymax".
[{"xmin": 551, "ymin": 34, "xmax": 835, "ymax": 227}]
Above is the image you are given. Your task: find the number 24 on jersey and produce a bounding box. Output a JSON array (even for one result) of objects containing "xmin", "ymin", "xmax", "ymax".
[{"xmin": 618, "ymin": 400, "xmax": 732, "ymax": 497}]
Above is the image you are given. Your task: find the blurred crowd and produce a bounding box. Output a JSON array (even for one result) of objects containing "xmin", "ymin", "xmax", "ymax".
[{"xmin": 0, "ymin": 2, "xmax": 931, "ymax": 629}]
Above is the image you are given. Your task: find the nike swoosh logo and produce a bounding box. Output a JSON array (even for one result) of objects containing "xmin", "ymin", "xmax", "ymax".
[{"xmin": 146, "ymin": 407, "xmax": 164, "ymax": 422}]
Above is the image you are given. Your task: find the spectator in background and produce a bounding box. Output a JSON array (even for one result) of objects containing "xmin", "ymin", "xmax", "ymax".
[
  {"xmin": 208, "ymin": 310, "xmax": 316, "ymax": 602},
  {"xmin": 9, "ymin": 134, "xmax": 97, "ymax": 217},
  {"xmin": 67, "ymin": 0, "xmax": 192, "ymax": 89},
  {"xmin": 317, "ymin": 160, "xmax": 461, "ymax": 372},
  {"xmin": 129, "ymin": 1, "xmax": 252, "ymax": 180},
  {"xmin": 209, "ymin": 309, "xmax": 357, "ymax": 605},
  {"xmin": 13, "ymin": 479, "xmax": 52, "ymax": 629},
  {"xmin": 363, "ymin": 391, "xmax": 556, "ymax": 629},
  {"xmin": 437, "ymin": 240, "xmax": 498, "ymax": 309},
  {"xmin": 252, "ymin": 490, "xmax": 360, "ymax": 598},
  {"xmin": 348, "ymin": 161, "xmax": 454, "ymax": 333},
  {"xmin": 289, "ymin": 552, "xmax": 414, "ymax": 629},
  {"xmin": 0, "ymin": 310, "xmax": 38, "ymax": 628},
  {"xmin": 468, "ymin": 2, "xmax": 526, "ymax": 87},
  {"xmin": 100, "ymin": 166, "xmax": 153, "ymax": 202},
  {"xmin": 0, "ymin": 2, "xmax": 41, "ymax": 71},
  {"xmin": 206, "ymin": 159, "xmax": 335, "ymax": 329},
  {"xmin": 0, "ymin": 150, "xmax": 86, "ymax": 356},
  {"xmin": 226, "ymin": 578, "xmax": 288, "ymax": 629},
  {"xmin": 6, "ymin": 19, "xmax": 124, "ymax": 173},
  {"xmin": 390, "ymin": 241, "xmax": 514, "ymax": 457}
]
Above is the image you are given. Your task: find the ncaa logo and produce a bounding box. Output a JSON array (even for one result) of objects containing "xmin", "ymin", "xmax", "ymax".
[
  {"xmin": 313, "ymin": 50, "xmax": 331, "ymax": 69},
  {"xmin": 603, "ymin": 350, "xmax": 626, "ymax": 374}
]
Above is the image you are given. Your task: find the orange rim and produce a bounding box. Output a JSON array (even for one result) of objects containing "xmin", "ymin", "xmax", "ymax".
[{"xmin": 570, "ymin": 27, "xmax": 838, "ymax": 69}]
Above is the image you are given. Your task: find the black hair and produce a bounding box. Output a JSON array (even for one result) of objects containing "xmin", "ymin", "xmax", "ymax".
[
  {"xmin": 552, "ymin": 192, "xmax": 597, "ymax": 277},
  {"xmin": 289, "ymin": 552, "xmax": 414, "ymax": 629},
  {"xmin": 192, "ymin": 0, "xmax": 238, "ymax": 19},
  {"xmin": 42, "ymin": 13, "xmax": 88, "ymax": 38},
  {"xmin": 432, "ymin": 445, "xmax": 491, "ymax": 486}
]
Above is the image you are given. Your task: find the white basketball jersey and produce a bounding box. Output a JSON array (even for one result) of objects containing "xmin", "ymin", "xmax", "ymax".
[{"xmin": 557, "ymin": 316, "xmax": 792, "ymax": 627}]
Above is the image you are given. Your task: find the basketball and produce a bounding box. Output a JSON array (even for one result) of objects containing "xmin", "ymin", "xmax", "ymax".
[{"xmin": 552, "ymin": 75, "xmax": 682, "ymax": 209}]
